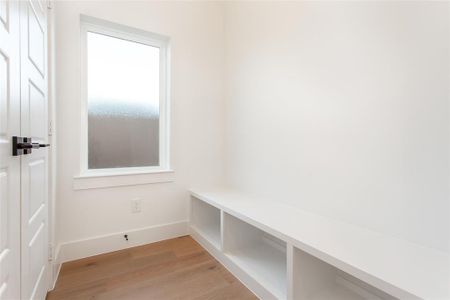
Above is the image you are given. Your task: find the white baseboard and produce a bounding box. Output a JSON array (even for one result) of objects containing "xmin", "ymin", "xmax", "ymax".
[
  {"xmin": 56, "ymin": 221, "xmax": 188, "ymax": 264},
  {"xmin": 49, "ymin": 262, "xmax": 61, "ymax": 291}
]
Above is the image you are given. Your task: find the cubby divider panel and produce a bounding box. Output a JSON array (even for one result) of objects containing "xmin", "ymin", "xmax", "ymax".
[{"xmin": 191, "ymin": 196, "xmax": 221, "ymax": 250}]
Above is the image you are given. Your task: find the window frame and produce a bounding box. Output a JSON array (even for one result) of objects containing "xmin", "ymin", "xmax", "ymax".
[{"xmin": 79, "ymin": 15, "xmax": 171, "ymax": 178}]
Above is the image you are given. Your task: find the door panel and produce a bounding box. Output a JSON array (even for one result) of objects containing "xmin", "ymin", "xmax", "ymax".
[
  {"xmin": 0, "ymin": 170, "xmax": 9, "ymax": 251},
  {"xmin": 0, "ymin": 1, "xmax": 21, "ymax": 299},
  {"xmin": 28, "ymin": 222, "xmax": 46, "ymax": 290},
  {"xmin": 27, "ymin": 4, "xmax": 44, "ymax": 76},
  {"xmin": 20, "ymin": 1, "xmax": 49, "ymax": 299},
  {"xmin": 0, "ymin": 2, "xmax": 8, "ymax": 29},
  {"xmin": 28, "ymin": 159, "xmax": 46, "ymax": 221},
  {"xmin": 21, "ymin": 156, "xmax": 48, "ymax": 300},
  {"xmin": 29, "ymin": 82, "xmax": 46, "ymax": 140},
  {"xmin": 0, "ymin": 52, "xmax": 8, "ymax": 134}
]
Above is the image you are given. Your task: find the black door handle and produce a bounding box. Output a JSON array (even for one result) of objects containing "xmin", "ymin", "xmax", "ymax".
[
  {"xmin": 12, "ymin": 136, "xmax": 50, "ymax": 156},
  {"xmin": 18, "ymin": 143, "xmax": 50, "ymax": 149},
  {"xmin": 37, "ymin": 143, "xmax": 50, "ymax": 148},
  {"xmin": 30, "ymin": 143, "xmax": 50, "ymax": 149}
]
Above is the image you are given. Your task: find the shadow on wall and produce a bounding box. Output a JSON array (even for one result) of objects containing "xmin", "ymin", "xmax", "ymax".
[{"xmin": 88, "ymin": 101, "xmax": 159, "ymax": 169}]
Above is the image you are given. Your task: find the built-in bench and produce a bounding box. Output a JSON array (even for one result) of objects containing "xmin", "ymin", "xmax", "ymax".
[{"xmin": 189, "ymin": 188, "xmax": 449, "ymax": 300}]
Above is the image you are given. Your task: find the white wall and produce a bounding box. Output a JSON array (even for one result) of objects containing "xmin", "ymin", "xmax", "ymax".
[
  {"xmin": 224, "ymin": 1, "xmax": 449, "ymax": 252},
  {"xmin": 55, "ymin": 1, "xmax": 225, "ymax": 254},
  {"xmin": 55, "ymin": 1, "xmax": 449, "ymax": 259}
]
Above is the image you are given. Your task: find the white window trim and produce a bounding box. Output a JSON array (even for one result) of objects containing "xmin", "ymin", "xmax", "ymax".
[
  {"xmin": 77, "ymin": 15, "xmax": 171, "ymax": 187},
  {"xmin": 73, "ymin": 169, "xmax": 174, "ymax": 190}
]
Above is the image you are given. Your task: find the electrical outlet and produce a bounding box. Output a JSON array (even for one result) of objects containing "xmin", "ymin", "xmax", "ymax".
[{"xmin": 131, "ymin": 198, "xmax": 142, "ymax": 213}]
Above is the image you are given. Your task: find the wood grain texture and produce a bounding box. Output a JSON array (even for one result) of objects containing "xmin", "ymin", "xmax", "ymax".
[{"xmin": 47, "ymin": 236, "xmax": 257, "ymax": 300}]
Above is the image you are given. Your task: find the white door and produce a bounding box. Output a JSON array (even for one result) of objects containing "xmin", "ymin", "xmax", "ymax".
[
  {"xmin": 0, "ymin": 1, "xmax": 21, "ymax": 299},
  {"xmin": 19, "ymin": 1, "xmax": 49, "ymax": 299}
]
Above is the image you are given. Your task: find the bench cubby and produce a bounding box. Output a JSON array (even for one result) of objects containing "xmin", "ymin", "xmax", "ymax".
[
  {"xmin": 292, "ymin": 247, "xmax": 396, "ymax": 300},
  {"xmin": 190, "ymin": 196, "xmax": 221, "ymax": 250},
  {"xmin": 223, "ymin": 212, "xmax": 287, "ymax": 299}
]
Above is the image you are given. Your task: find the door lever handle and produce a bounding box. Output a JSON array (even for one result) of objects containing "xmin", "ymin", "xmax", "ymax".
[
  {"xmin": 20, "ymin": 143, "xmax": 50, "ymax": 149},
  {"xmin": 12, "ymin": 136, "xmax": 50, "ymax": 156},
  {"xmin": 31, "ymin": 143, "xmax": 50, "ymax": 149}
]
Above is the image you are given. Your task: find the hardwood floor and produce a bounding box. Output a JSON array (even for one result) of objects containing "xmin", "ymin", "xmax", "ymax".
[{"xmin": 47, "ymin": 236, "xmax": 257, "ymax": 300}]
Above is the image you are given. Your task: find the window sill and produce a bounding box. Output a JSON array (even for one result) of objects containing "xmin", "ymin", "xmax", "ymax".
[{"xmin": 73, "ymin": 169, "xmax": 175, "ymax": 190}]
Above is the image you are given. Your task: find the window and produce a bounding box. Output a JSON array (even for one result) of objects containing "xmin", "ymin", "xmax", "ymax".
[{"xmin": 80, "ymin": 16, "xmax": 170, "ymax": 176}]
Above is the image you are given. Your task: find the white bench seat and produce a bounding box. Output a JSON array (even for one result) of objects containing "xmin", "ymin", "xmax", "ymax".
[{"xmin": 190, "ymin": 188, "xmax": 449, "ymax": 300}]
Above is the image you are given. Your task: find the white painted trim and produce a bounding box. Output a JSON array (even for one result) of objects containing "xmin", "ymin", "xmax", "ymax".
[
  {"xmin": 76, "ymin": 168, "xmax": 174, "ymax": 179},
  {"xmin": 56, "ymin": 221, "xmax": 188, "ymax": 263},
  {"xmin": 79, "ymin": 15, "xmax": 171, "ymax": 177},
  {"xmin": 46, "ymin": 0, "xmax": 57, "ymax": 293},
  {"xmin": 49, "ymin": 262, "xmax": 61, "ymax": 291},
  {"xmin": 286, "ymin": 244, "xmax": 294, "ymax": 300},
  {"xmin": 219, "ymin": 210, "xmax": 225, "ymax": 252},
  {"xmin": 49, "ymin": 244, "xmax": 61, "ymax": 291},
  {"xmin": 72, "ymin": 169, "xmax": 175, "ymax": 190}
]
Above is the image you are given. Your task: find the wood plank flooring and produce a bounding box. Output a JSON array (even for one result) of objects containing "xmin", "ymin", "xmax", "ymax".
[{"xmin": 46, "ymin": 236, "xmax": 257, "ymax": 300}]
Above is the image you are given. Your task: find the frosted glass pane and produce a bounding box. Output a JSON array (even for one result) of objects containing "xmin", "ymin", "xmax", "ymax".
[{"xmin": 87, "ymin": 32, "xmax": 160, "ymax": 169}]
